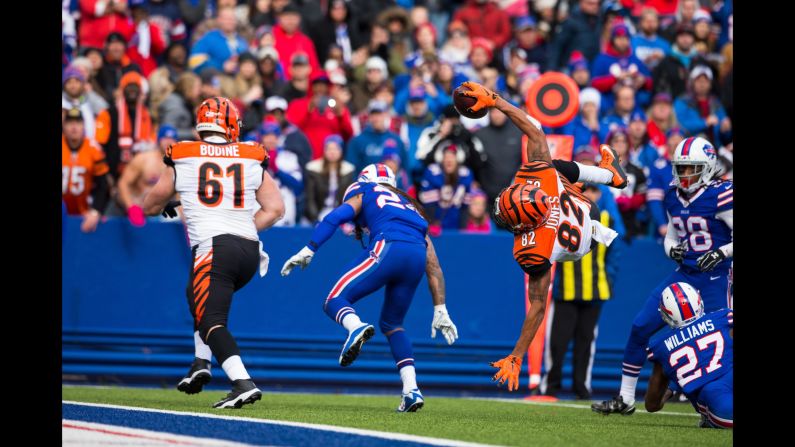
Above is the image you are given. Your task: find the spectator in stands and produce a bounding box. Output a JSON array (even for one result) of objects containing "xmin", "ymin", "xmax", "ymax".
[
  {"xmin": 631, "ymin": 8, "xmax": 670, "ymax": 71},
  {"xmin": 123, "ymin": 1, "xmax": 166, "ymax": 77},
  {"xmin": 309, "ymin": 0, "xmax": 364, "ymax": 65},
  {"xmin": 400, "ymin": 86, "xmax": 437, "ymax": 181},
  {"xmin": 352, "ymin": 22, "xmax": 405, "ymax": 77},
  {"xmin": 719, "ymin": 43, "xmax": 733, "ymax": 125},
  {"xmin": 606, "ymin": 128, "xmax": 647, "ymax": 239},
  {"xmin": 147, "ymin": 42, "xmax": 188, "ymax": 120},
  {"xmin": 199, "ymin": 68, "xmax": 226, "ymax": 100},
  {"xmin": 285, "ymin": 71, "xmax": 354, "ymax": 160},
  {"xmin": 560, "ymin": 87, "xmax": 602, "ymax": 152},
  {"xmin": 547, "ymin": 0, "xmax": 602, "ymax": 71},
  {"xmin": 62, "ymin": 108, "xmax": 111, "ymax": 233},
  {"xmin": 674, "ymin": 65, "xmax": 732, "ymax": 145},
  {"xmin": 146, "ymin": 0, "xmax": 190, "ymax": 46},
  {"xmin": 304, "ymin": 134, "xmax": 357, "ymax": 223},
  {"xmin": 62, "ymin": 66, "xmax": 106, "ymax": 143},
  {"xmin": 261, "ymin": 96, "xmax": 313, "ymax": 171},
  {"xmin": 96, "ymin": 32, "xmax": 141, "ymax": 102},
  {"xmin": 394, "ymin": 57, "xmax": 448, "ymax": 118},
  {"xmin": 69, "ymin": 57, "xmax": 111, "ymax": 115},
  {"xmin": 412, "ymin": 22, "xmax": 439, "ymax": 57},
  {"xmin": 465, "ymin": 38, "xmax": 496, "ymax": 84},
  {"xmin": 276, "ymin": 52, "xmax": 312, "ymax": 103},
  {"xmin": 496, "ymin": 16, "xmax": 546, "ymax": 73},
  {"xmin": 419, "ymin": 144, "xmax": 475, "ymax": 235},
  {"xmin": 158, "ymin": 71, "xmax": 200, "ymax": 141},
  {"xmin": 377, "ymin": 6, "xmax": 412, "ymax": 64},
  {"xmin": 599, "ymin": 84, "xmax": 640, "ymax": 142},
  {"xmin": 452, "ymin": 0, "xmax": 512, "ymax": 48},
  {"xmin": 95, "ymin": 71, "xmax": 156, "ymax": 182},
  {"xmin": 189, "ymin": 7, "xmax": 248, "ymax": 75},
  {"xmin": 440, "ymin": 20, "xmax": 472, "ymax": 66},
  {"xmin": 652, "ymin": 23, "xmax": 700, "ymax": 99},
  {"xmin": 591, "ymin": 22, "xmax": 653, "ymax": 113},
  {"xmin": 544, "ymin": 179, "xmax": 623, "ymax": 400},
  {"xmin": 346, "ymin": 99, "xmax": 407, "ymax": 172},
  {"xmin": 660, "ymin": 0, "xmax": 700, "ymax": 43},
  {"xmin": 230, "ymin": 52, "xmax": 263, "ymax": 108},
  {"xmin": 627, "ymin": 111, "xmax": 659, "ymax": 170},
  {"xmin": 474, "ymin": 107, "xmax": 522, "ymax": 210},
  {"xmin": 461, "ymin": 189, "xmax": 492, "ymax": 234},
  {"xmin": 257, "ymin": 46, "xmax": 287, "ymax": 95},
  {"xmin": 567, "ymin": 51, "xmax": 591, "ymax": 89},
  {"xmin": 350, "ymin": 56, "xmax": 389, "ymax": 114},
  {"xmin": 273, "ymin": 3, "xmax": 321, "ymax": 78},
  {"xmin": 352, "ymin": 82, "xmax": 402, "ymax": 136},
  {"xmin": 416, "ymin": 105, "xmax": 487, "ymax": 180},
  {"xmin": 692, "ymin": 9, "xmax": 716, "ymax": 56},
  {"xmin": 645, "ymin": 92, "xmax": 677, "ymax": 153},
  {"xmin": 380, "ymin": 146, "xmax": 412, "ymax": 193},
  {"xmin": 78, "ymin": 0, "xmax": 131, "ymax": 49},
  {"xmin": 260, "ymin": 121, "xmax": 303, "ymax": 226},
  {"xmin": 646, "ymin": 128, "xmax": 682, "ymax": 239},
  {"xmin": 435, "ymin": 57, "xmax": 468, "ymax": 100}
]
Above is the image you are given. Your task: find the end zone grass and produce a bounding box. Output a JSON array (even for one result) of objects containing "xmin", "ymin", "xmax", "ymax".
[{"xmin": 63, "ymin": 386, "xmax": 732, "ymax": 446}]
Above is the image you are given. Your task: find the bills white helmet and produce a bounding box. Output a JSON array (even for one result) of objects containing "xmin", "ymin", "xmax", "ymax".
[
  {"xmin": 672, "ymin": 136, "xmax": 718, "ymax": 193},
  {"xmin": 659, "ymin": 282, "xmax": 705, "ymax": 328},
  {"xmin": 358, "ymin": 163, "xmax": 396, "ymax": 188}
]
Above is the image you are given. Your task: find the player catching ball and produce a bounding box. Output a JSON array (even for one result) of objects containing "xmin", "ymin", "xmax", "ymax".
[{"xmin": 458, "ymin": 81, "xmax": 628, "ymax": 391}]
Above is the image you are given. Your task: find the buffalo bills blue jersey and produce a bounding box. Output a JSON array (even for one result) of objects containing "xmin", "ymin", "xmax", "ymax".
[
  {"xmin": 343, "ymin": 182, "xmax": 428, "ymax": 245},
  {"xmin": 418, "ymin": 164, "xmax": 474, "ymax": 229},
  {"xmin": 664, "ymin": 180, "xmax": 733, "ymax": 271},
  {"xmin": 647, "ymin": 308, "xmax": 733, "ymax": 398}
]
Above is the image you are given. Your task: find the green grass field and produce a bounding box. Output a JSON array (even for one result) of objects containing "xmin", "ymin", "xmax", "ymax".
[{"xmin": 63, "ymin": 386, "xmax": 732, "ymax": 446}]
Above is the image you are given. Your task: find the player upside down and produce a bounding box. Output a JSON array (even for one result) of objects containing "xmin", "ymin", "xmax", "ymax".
[
  {"xmin": 458, "ymin": 81, "xmax": 629, "ymax": 391},
  {"xmin": 281, "ymin": 163, "xmax": 458, "ymax": 412}
]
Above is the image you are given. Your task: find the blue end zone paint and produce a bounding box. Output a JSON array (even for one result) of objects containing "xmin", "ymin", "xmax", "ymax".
[{"xmin": 63, "ymin": 402, "xmax": 453, "ymax": 447}]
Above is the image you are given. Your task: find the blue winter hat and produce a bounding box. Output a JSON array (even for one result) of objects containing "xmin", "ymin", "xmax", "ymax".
[
  {"xmin": 408, "ymin": 86, "xmax": 426, "ymax": 101},
  {"xmin": 324, "ymin": 134, "xmax": 344, "ymax": 149},
  {"xmin": 157, "ymin": 125, "xmax": 178, "ymax": 141},
  {"xmin": 381, "ymin": 145, "xmax": 401, "ymax": 163},
  {"xmin": 630, "ymin": 110, "xmax": 647, "ymax": 123},
  {"xmin": 62, "ymin": 66, "xmax": 85, "ymax": 85},
  {"xmin": 514, "ymin": 16, "xmax": 537, "ymax": 30},
  {"xmin": 129, "ymin": 0, "xmax": 149, "ymax": 8},
  {"xmin": 611, "ymin": 23, "xmax": 630, "ymax": 39},
  {"xmin": 260, "ymin": 121, "xmax": 281, "ymax": 136}
]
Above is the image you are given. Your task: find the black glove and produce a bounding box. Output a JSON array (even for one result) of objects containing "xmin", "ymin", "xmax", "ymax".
[
  {"xmin": 162, "ymin": 200, "xmax": 181, "ymax": 218},
  {"xmin": 697, "ymin": 249, "xmax": 726, "ymax": 272},
  {"xmin": 669, "ymin": 240, "xmax": 688, "ymax": 264}
]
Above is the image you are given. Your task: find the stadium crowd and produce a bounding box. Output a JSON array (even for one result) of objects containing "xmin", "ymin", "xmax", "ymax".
[{"xmin": 62, "ymin": 0, "xmax": 733, "ymax": 240}]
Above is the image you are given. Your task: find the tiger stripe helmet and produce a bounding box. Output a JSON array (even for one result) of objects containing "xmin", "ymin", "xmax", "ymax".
[
  {"xmin": 196, "ymin": 97, "xmax": 242, "ymax": 142},
  {"xmin": 494, "ymin": 183, "xmax": 551, "ymax": 234},
  {"xmin": 659, "ymin": 282, "xmax": 704, "ymax": 328}
]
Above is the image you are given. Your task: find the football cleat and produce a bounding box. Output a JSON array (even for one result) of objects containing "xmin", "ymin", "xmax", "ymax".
[
  {"xmin": 212, "ymin": 379, "xmax": 262, "ymax": 409},
  {"xmin": 591, "ymin": 395, "xmax": 636, "ymax": 416},
  {"xmin": 339, "ymin": 324, "xmax": 375, "ymax": 367},
  {"xmin": 598, "ymin": 144, "xmax": 629, "ymax": 189},
  {"xmin": 177, "ymin": 357, "xmax": 212, "ymax": 395},
  {"xmin": 397, "ymin": 389, "xmax": 424, "ymax": 413}
]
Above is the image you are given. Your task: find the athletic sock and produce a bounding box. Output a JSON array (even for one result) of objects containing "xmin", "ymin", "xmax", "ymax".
[
  {"xmin": 341, "ymin": 313, "xmax": 364, "ymax": 332},
  {"xmin": 576, "ymin": 163, "xmax": 614, "ymax": 184},
  {"xmin": 399, "ymin": 365, "xmax": 418, "ymax": 394},
  {"xmin": 619, "ymin": 375, "xmax": 638, "ymax": 405},
  {"xmin": 325, "ymin": 297, "xmax": 356, "ymax": 326},
  {"xmin": 221, "ymin": 355, "xmax": 251, "ymax": 382},
  {"xmin": 194, "ymin": 331, "xmax": 212, "ymax": 362}
]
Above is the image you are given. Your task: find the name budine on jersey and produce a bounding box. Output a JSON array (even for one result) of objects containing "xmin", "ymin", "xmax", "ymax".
[{"xmin": 662, "ymin": 319, "xmax": 717, "ymax": 351}]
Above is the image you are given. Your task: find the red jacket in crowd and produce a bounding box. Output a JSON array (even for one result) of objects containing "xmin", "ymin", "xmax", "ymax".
[
  {"xmin": 79, "ymin": 0, "xmax": 129, "ymax": 49},
  {"xmin": 113, "ymin": 19, "xmax": 166, "ymax": 77},
  {"xmin": 452, "ymin": 0, "xmax": 513, "ymax": 48},
  {"xmin": 273, "ymin": 24, "xmax": 321, "ymax": 80},
  {"xmin": 286, "ymin": 95, "xmax": 353, "ymax": 160}
]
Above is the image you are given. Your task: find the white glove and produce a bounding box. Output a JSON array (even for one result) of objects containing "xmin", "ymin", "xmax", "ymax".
[
  {"xmin": 431, "ymin": 304, "xmax": 458, "ymax": 345},
  {"xmin": 280, "ymin": 246, "xmax": 315, "ymax": 276}
]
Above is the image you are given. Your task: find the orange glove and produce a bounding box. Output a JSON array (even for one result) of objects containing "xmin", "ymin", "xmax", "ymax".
[
  {"xmin": 461, "ymin": 81, "xmax": 499, "ymax": 112},
  {"xmin": 490, "ymin": 354, "xmax": 522, "ymax": 391}
]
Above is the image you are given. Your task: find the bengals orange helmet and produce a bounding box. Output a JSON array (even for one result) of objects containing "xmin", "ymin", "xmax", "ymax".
[
  {"xmin": 196, "ymin": 97, "xmax": 242, "ymax": 142},
  {"xmin": 494, "ymin": 184, "xmax": 551, "ymax": 233}
]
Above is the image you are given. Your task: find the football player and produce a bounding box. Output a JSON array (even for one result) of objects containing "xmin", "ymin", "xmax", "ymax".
[
  {"xmin": 62, "ymin": 108, "xmax": 111, "ymax": 233},
  {"xmin": 644, "ymin": 283, "xmax": 733, "ymax": 429},
  {"xmin": 143, "ymin": 97, "xmax": 285, "ymax": 409},
  {"xmin": 281, "ymin": 163, "xmax": 458, "ymax": 412},
  {"xmin": 592, "ymin": 136, "xmax": 733, "ymax": 415},
  {"xmin": 459, "ymin": 82, "xmax": 628, "ymax": 391}
]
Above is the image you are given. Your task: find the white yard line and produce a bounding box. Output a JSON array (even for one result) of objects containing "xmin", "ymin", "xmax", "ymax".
[{"xmin": 465, "ymin": 397, "xmax": 701, "ymax": 417}]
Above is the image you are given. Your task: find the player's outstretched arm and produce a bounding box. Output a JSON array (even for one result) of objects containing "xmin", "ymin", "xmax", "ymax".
[
  {"xmin": 460, "ymin": 81, "xmax": 550, "ymax": 163},
  {"xmin": 490, "ymin": 268, "xmax": 551, "ymax": 391},
  {"xmin": 254, "ymin": 171, "xmax": 286, "ymax": 231},
  {"xmin": 143, "ymin": 167, "xmax": 177, "ymax": 216},
  {"xmin": 426, "ymin": 235, "xmax": 458, "ymax": 345},
  {"xmin": 644, "ymin": 362, "xmax": 671, "ymax": 413}
]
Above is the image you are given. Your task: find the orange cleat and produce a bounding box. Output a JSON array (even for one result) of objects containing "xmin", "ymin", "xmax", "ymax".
[{"xmin": 598, "ymin": 144, "xmax": 628, "ymax": 189}]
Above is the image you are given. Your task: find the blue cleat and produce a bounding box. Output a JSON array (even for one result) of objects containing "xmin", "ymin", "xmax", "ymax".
[
  {"xmin": 397, "ymin": 389, "xmax": 424, "ymax": 413},
  {"xmin": 339, "ymin": 324, "xmax": 375, "ymax": 367}
]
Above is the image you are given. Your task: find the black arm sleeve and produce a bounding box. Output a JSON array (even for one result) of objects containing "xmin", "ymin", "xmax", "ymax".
[
  {"xmin": 90, "ymin": 175, "xmax": 111, "ymax": 214},
  {"xmin": 552, "ymin": 159, "xmax": 580, "ymax": 184}
]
